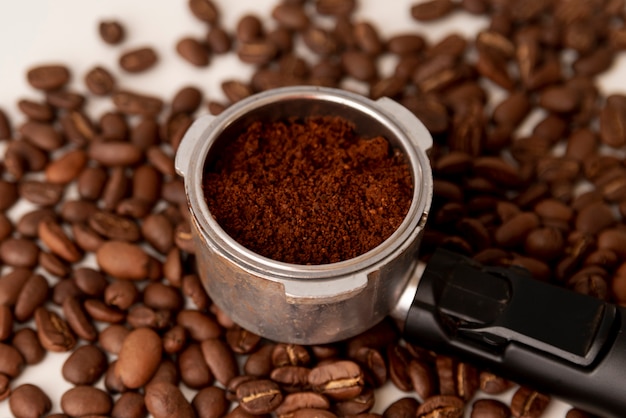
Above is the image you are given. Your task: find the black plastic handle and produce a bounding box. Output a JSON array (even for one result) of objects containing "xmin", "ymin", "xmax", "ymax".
[{"xmin": 403, "ymin": 249, "xmax": 626, "ymax": 418}]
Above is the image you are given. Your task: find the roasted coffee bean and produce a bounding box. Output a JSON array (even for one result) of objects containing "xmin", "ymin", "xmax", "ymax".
[
  {"xmin": 201, "ymin": 337, "xmax": 239, "ymax": 386},
  {"xmin": 276, "ymin": 391, "xmax": 330, "ymax": 416},
  {"xmin": 471, "ymin": 398, "xmax": 510, "ymax": 418},
  {"xmin": 163, "ymin": 324, "xmax": 187, "ymax": 354},
  {"xmin": 270, "ymin": 365, "xmax": 310, "ymax": 392},
  {"xmin": 237, "ymin": 379, "xmax": 283, "ymax": 414},
  {"xmin": 26, "ymin": 64, "xmax": 70, "ymax": 91},
  {"xmin": 411, "ymin": 0, "xmax": 455, "ymax": 21},
  {"xmin": 9, "ymin": 384, "xmax": 51, "ymax": 418},
  {"xmin": 99, "ymin": 20, "xmax": 125, "ymax": 44},
  {"xmin": 120, "ymin": 46, "xmax": 158, "ymax": 72},
  {"xmin": 88, "ymin": 140, "xmax": 143, "ymax": 167},
  {"xmin": 0, "ymin": 180, "xmax": 19, "ymax": 211},
  {"xmin": 272, "ymin": 343, "xmax": 311, "ymax": 367},
  {"xmin": 352, "ymin": 346, "xmax": 387, "ymax": 388},
  {"xmin": 62, "ymin": 344, "xmax": 107, "ymax": 385},
  {"xmin": 96, "ymin": 240, "xmax": 161, "ymax": 280},
  {"xmin": 104, "ymin": 280, "xmax": 138, "ymax": 310},
  {"xmin": 60, "ymin": 200, "xmax": 98, "ymax": 224},
  {"xmin": 227, "ymin": 326, "xmax": 262, "ymax": 354},
  {"xmin": 309, "ymin": 360, "xmax": 364, "ymax": 400},
  {"xmin": 0, "ymin": 343, "xmax": 24, "ymax": 378},
  {"xmin": 51, "ymin": 278, "xmax": 82, "ymax": 306},
  {"xmin": 177, "ymin": 37, "xmax": 211, "ymax": 67},
  {"xmin": 115, "ymin": 327, "xmax": 162, "ymax": 389},
  {"xmin": 386, "ymin": 343, "xmax": 413, "ymax": 391},
  {"xmin": 207, "ymin": 25, "xmax": 232, "ymax": 54},
  {"xmin": 84, "ymin": 65, "xmax": 116, "ymax": 95},
  {"xmin": 84, "ymin": 298, "xmax": 126, "ymax": 323},
  {"xmin": 127, "ymin": 305, "xmax": 170, "ymax": 329},
  {"xmin": 35, "ymin": 307, "xmax": 76, "ymax": 352},
  {"xmin": 145, "ymin": 381, "xmax": 195, "ymax": 418},
  {"xmin": 238, "ymin": 40, "xmax": 278, "ymax": 65},
  {"xmin": 334, "ymin": 387, "xmax": 375, "ymax": 415},
  {"xmin": 88, "ymin": 210, "xmax": 141, "ymax": 242},
  {"xmin": 39, "ymin": 250, "xmax": 71, "ymax": 277},
  {"xmin": 37, "ymin": 219, "xmax": 82, "ymax": 263},
  {"xmin": 479, "ymin": 371, "xmax": 513, "ymax": 395},
  {"xmin": 176, "ymin": 309, "xmax": 221, "ymax": 341},
  {"xmin": 21, "ymin": 182, "xmax": 61, "ymax": 208},
  {"xmin": 113, "ymin": 90, "xmax": 164, "ymax": 116},
  {"xmin": 17, "ymin": 99, "xmax": 54, "ymax": 122},
  {"xmin": 98, "ymin": 324, "xmax": 131, "ymax": 355},
  {"xmin": 0, "ymin": 107, "xmax": 11, "ymax": 139},
  {"xmin": 416, "ymin": 395, "xmax": 464, "ymax": 418},
  {"xmin": 14, "ymin": 273, "xmax": 48, "ymax": 322},
  {"xmin": 141, "ymin": 213, "xmax": 174, "ymax": 254},
  {"xmin": 62, "ymin": 295, "xmax": 98, "ymax": 342},
  {"xmin": 111, "ymin": 391, "xmax": 147, "ymax": 418},
  {"xmin": 20, "ymin": 120, "xmax": 65, "ymax": 151},
  {"xmin": 193, "ymin": 386, "xmax": 229, "ymax": 418},
  {"xmin": 510, "ymin": 387, "xmax": 550, "ymax": 418},
  {"xmin": 188, "ymin": 0, "xmax": 219, "ymax": 24},
  {"xmin": 341, "ymin": 50, "xmax": 377, "ymax": 81},
  {"xmin": 45, "ymin": 89, "xmax": 84, "ymax": 110},
  {"xmin": 61, "ymin": 386, "xmax": 112, "ymax": 417},
  {"xmin": 179, "ymin": 343, "xmax": 214, "ymax": 389},
  {"xmin": 60, "ymin": 109, "xmax": 96, "ymax": 146},
  {"xmin": 171, "ymin": 85, "xmax": 203, "ymax": 114},
  {"xmin": 383, "ymin": 397, "xmax": 419, "ymax": 418},
  {"xmin": 73, "ymin": 266, "xmax": 107, "ymax": 297},
  {"xmin": 436, "ymin": 356, "xmax": 478, "ymax": 401},
  {"xmin": 244, "ymin": 343, "xmax": 275, "ymax": 377},
  {"xmin": 0, "ymin": 213, "xmax": 12, "ymax": 241},
  {"xmin": 0, "ymin": 268, "xmax": 30, "ymax": 307}
]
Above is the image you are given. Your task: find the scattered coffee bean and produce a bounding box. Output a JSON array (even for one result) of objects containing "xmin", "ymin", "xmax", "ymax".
[
  {"xmin": 9, "ymin": 384, "xmax": 51, "ymax": 418},
  {"xmin": 99, "ymin": 20, "xmax": 125, "ymax": 44}
]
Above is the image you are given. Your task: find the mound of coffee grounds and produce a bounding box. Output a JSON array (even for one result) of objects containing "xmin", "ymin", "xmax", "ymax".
[{"xmin": 203, "ymin": 115, "xmax": 413, "ymax": 264}]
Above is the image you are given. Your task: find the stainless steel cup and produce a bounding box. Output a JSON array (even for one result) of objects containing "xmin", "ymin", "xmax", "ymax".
[{"xmin": 175, "ymin": 86, "xmax": 433, "ymax": 344}]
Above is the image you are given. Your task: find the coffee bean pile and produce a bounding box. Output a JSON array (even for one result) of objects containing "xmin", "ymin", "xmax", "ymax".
[{"xmin": 1, "ymin": 0, "xmax": 625, "ymax": 417}]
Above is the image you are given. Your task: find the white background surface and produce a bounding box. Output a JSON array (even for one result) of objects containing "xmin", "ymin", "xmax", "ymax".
[{"xmin": 2, "ymin": 0, "xmax": 626, "ymax": 416}]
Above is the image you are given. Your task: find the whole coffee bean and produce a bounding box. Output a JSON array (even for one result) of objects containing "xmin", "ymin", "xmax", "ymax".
[
  {"xmin": 26, "ymin": 64, "xmax": 70, "ymax": 91},
  {"xmin": 206, "ymin": 26, "xmax": 232, "ymax": 54},
  {"xmin": 51, "ymin": 278, "xmax": 83, "ymax": 306},
  {"xmin": 226, "ymin": 326, "xmax": 262, "ymax": 354},
  {"xmin": 201, "ymin": 337, "xmax": 239, "ymax": 386},
  {"xmin": 0, "ymin": 238, "xmax": 39, "ymax": 268},
  {"xmin": 341, "ymin": 50, "xmax": 377, "ymax": 81},
  {"xmin": 105, "ymin": 280, "xmax": 139, "ymax": 310},
  {"xmin": 0, "ymin": 343, "xmax": 24, "ymax": 378},
  {"xmin": 141, "ymin": 213, "xmax": 174, "ymax": 254},
  {"xmin": 510, "ymin": 387, "xmax": 550, "ymax": 418},
  {"xmin": 11, "ymin": 328, "xmax": 45, "ymax": 365},
  {"xmin": 177, "ymin": 37, "xmax": 211, "ymax": 67},
  {"xmin": 179, "ymin": 343, "xmax": 214, "ymax": 388},
  {"xmin": 45, "ymin": 149, "xmax": 87, "ymax": 184},
  {"xmin": 35, "ymin": 307, "xmax": 76, "ymax": 352},
  {"xmin": 270, "ymin": 365, "xmax": 311, "ymax": 392},
  {"xmin": 271, "ymin": 344, "xmax": 310, "ymax": 368},
  {"xmin": 15, "ymin": 208, "xmax": 55, "ymax": 238},
  {"xmin": 272, "ymin": 3, "xmax": 309, "ymax": 30},
  {"xmin": 471, "ymin": 398, "xmax": 510, "ymax": 418},
  {"xmin": 96, "ymin": 240, "xmax": 161, "ymax": 280},
  {"xmin": 276, "ymin": 391, "xmax": 331, "ymax": 416},
  {"xmin": 60, "ymin": 200, "xmax": 98, "ymax": 223},
  {"xmin": 84, "ymin": 65, "xmax": 116, "ymax": 95},
  {"xmin": 45, "ymin": 89, "xmax": 84, "ymax": 110},
  {"xmin": 111, "ymin": 391, "xmax": 147, "ymax": 418},
  {"xmin": 598, "ymin": 228, "xmax": 626, "ymax": 258},
  {"xmin": 0, "ymin": 107, "xmax": 11, "ymax": 139},
  {"xmin": 83, "ymin": 298, "xmax": 126, "ymax": 323},
  {"xmin": 88, "ymin": 141, "xmax": 143, "ymax": 167},
  {"xmin": 20, "ymin": 120, "xmax": 65, "ymax": 151},
  {"xmin": 145, "ymin": 381, "xmax": 195, "ymax": 418},
  {"xmin": 411, "ymin": 0, "xmax": 455, "ymax": 21},
  {"xmin": 334, "ymin": 387, "xmax": 375, "ymax": 416},
  {"xmin": 73, "ymin": 266, "xmax": 108, "ymax": 297},
  {"xmin": 99, "ymin": 20, "xmax": 125, "ymax": 44},
  {"xmin": 237, "ymin": 379, "xmax": 283, "ymax": 414},
  {"xmin": 89, "ymin": 211, "xmax": 141, "ymax": 242},
  {"xmin": 116, "ymin": 327, "xmax": 162, "ymax": 389},
  {"xmin": 105, "ymin": 359, "xmax": 129, "ymax": 394},
  {"xmin": 352, "ymin": 346, "xmax": 387, "ymax": 388},
  {"xmin": 14, "ymin": 273, "xmax": 49, "ymax": 322},
  {"xmin": 62, "ymin": 295, "xmax": 98, "ymax": 342},
  {"xmin": 565, "ymin": 408, "xmax": 596, "ymax": 418},
  {"xmin": 188, "ymin": 0, "xmax": 219, "ymax": 24},
  {"xmin": 163, "ymin": 324, "xmax": 187, "ymax": 354},
  {"xmin": 193, "ymin": 386, "xmax": 229, "ymax": 418},
  {"xmin": 309, "ymin": 360, "xmax": 364, "ymax": 400},
  {"xmin": 98, "ymin": 324, "xmax": 131, "ymax": 355},
  {"xmin": 407, "ymin": 358, "xmax": 435, "ymax": 400},
  {"xmin": 113, "ymin": 90, "xmax": 164, "ymax": 116},
  {"xmin": 61, "ymin": 386, "xmax": 112, "ymax": 417},
  {"xmin": 386, "ymin": 343, "xmax": 413, "ymax": 391},
  {"xmin": 19, "ymin": 180, "xmax": 65, "ymax": 206},
  {"xmin": 244, "ymin": 343, "xmax": 275, "ymax": 377},
  {"xmin": 176, "ymin": 309, "xmax": 221, "ymax": 341},
  {"xmin": 524, "ymin": 227, "xmax": 564, "ymax": 261},
  {"xmin": 237, "ymin": 40, "xmax": 278, "ymax": 66},
  {"xmin": 416, "ymin": 395, "xmax": 464, "ymax": 418},
  {"xmin": 181, "ymin": 273, "xmax": 209, "ymax": 310},
  {"xmin": 17, "ymin": 99, "xmax": 54, "ymax": 122},
  {"xmin": 119, "ymin": 47, "xmax": 158, "ymax": 72},
  {"xmin": 61, "ymin": 111, "xmax": 95, "ymax": 147},
  {"xmin": 127, "ymin": 305, "xmax": 170, "ymax": 330},
  {"xmin": 383, "ymin": 397, "xmax": 419, "ymax": 418},
  {"xmin": 62, "ymin": 344, "xmax": 107, "ymax": 385},
  {"xmin": 479, "ymin": 372, "xmax": 514, "ymax": 395},
  {"xmin": 9, "ymin": 384, "xmax": 51, "ymax": 418},
  {"xmin": 39, "ymin": 250, "xmax": 71, "ymax": 278},
  {"xmin": 38, "ymin": 219, "xmax": 82, "ymax": 263}
]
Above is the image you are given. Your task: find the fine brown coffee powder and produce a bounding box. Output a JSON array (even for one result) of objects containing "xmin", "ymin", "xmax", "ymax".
[{"xmin": 203, "ymin": 115, "xmax": 413, "ymax": 264}]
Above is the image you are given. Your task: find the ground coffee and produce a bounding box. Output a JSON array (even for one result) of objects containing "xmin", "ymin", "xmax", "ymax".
[{"xmin": 204, "ymin": 115, "xmax": 413, "ymax": 264}]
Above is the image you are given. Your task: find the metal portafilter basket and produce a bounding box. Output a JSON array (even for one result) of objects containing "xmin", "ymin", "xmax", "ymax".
[{"xmin": 176, "ymin": 86, "xmax": 626, "ymax": 417}]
